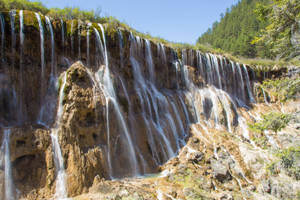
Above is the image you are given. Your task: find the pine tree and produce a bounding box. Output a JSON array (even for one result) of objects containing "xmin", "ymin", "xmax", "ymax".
[{"xmin": 197, "ymin": 0, "xmax": 270, "ymax": 58}]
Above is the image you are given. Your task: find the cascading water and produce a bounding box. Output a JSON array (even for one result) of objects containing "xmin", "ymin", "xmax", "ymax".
[
  {"xmin": 130, "ymin": 34, "xmax": 189, "ymax": 164},
  {"xmin": 17, "ymin": 10, "xmax": 25, "ymax": 124},
  {"xmin": 37, "ymin": 15, "xmax": 57, "ymax": 126},
  {"xmin": 179, "ymin": 51, "xmax": 259, "ymax": 143},
  {"xmin": 9, "ymin": 10, "xmax": 16, "ymax": 67},
  {"xmin": 78, "ymin": 22, "xmax": 81, "ymax": 59},
  {"xmin": 35, "ymin": 13, "xmax": 45, "ymax": 97},
  {"xmin": 118, "ymin": 29, "xmax": 124, "ymax": 68},
  {"xmin": 94, "ymin": 25, "xmax": 140, "ymax": 178},
  {"xmin": 236, "ymin": 63, "xmax": 246, "ymax": 104},
  {"xmin": 51, "ymin": 72, "xmax": 68, "ymax": 199},
  {"xmin": 45, "ymin": 16, "xmax": 56, "ymax": 77},
  {"xmin": 145, "ymin": 39, "xmax": 155, "ymax": 82},
  {"xmin": 51, "ymin": 133, "xmax": 67, "ymax": 200},
  {"xmin": 86, "ymin": 23, "xmax": 91, "ymax": 67},
  {"xmin": 19, "ymin": 10, "xmax": 24, "ymax": 65},
  {"xmin": 61, "ymin": 19, "xmax": 65, "ymax": 54},
  {"xmin": 0, "ymin": 13, "xmax": 5, "ymax": 63},
  {"xmin": 70, "ymin": 20, "xmax": 74, "ymax": 56},
  {"xmin": 0, "ymin": 129, "xmax": 15, "ymax": 200},
  {"xmin": 242, "ymin": 64, "xmax": 255, "ymax": 103},
  {"xmin": 0, "ymin": 11, "xmax": 262, "ymax": 187}
]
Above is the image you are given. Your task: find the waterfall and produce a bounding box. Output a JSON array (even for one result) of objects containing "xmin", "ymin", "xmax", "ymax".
[
  {"xmin": 205, "ymin": 53, "xmax": 213, "ymax": 85},
  {"xmin": 130, "ymin": 56, "xmax": 176, "ymax": 160},
  {"xmin": 189, "ymin": 49, "xmax": 194, "ymax": 66},
  {"xmin": 262, "ymin": 88, "xmax": 269, "ymax": 104},
  {"xmin": 0, "ymin": 13, "xmax": 5, "ymax": 63},
  {"xmin": 0, "ymin": 12, "xmax": 263, "ymax": 184},
  {"xmin": 78, "ymin": 22, "xmax": 81, "ymax": 59},
  {"xmin": 145, "ymin": 39, "xmax": 155, "ymax": 82},
  {"xmin": 45, "ymin": 16, "xmax": 56, "ymax": 77},
  {"xmin": 51, "ymin": 133, "xmax": 68, "ymax": 199},
  {"xmin": 51, "ymin": 72, "xmax": 68, "ymax": 199},
  {"xmin": 160, "ymin": 43, "xmax": 167, "ymax": 64},
  {"xmin": 35, "ymin": 13, "xmax": 45, "ymax": 96},
  {"xmin": 130, "ymin": 34, "xmax": 189, "ymax": 163},
  {"xmin": 37, "ymin": 15, "xmax": 57, "ymax": 126},
  {"xmin": 94, "ymin": 25, "xmax": 140, "ymax": 178},
  {"xmin": 70, "ymin": 20, "xmax": 74, "ymax": 56},
  {"xmin": 118, "ymin": 29, "xmax": 124, "ymax": 68},
  {"xmin": 0, "ymin": 129, "xmax": 15, "ymax": 200},
  {"xmin": 61, "ymin": 19, "xmax": 64, "ymax": 53},
  {"xmin": 196, "ymin": 51, "xmax": 203, "ymax": 80},
  {"xmin": 17, "ymin": 10, "xmax": 24, "ymax": 124},
  {"xmin": 169, "ymin": 99, "xmax": 186, "ymax": 143},
  {"xmin": 181, "ymin": 61, "xmax": 237, "ymax": 130},
  {"xmin": 86, "ymin": 23, "xmax": 91, "ymax": 67},
  {"xmin": 19, "ymin": 11, "xmax": 24, "ymax": 57},
  {"xmin": 9, "ymin": 10, "xmax": 16, "ymax": 67},
  {"xmin": 242, "ymin": 64, "xmax": 255, "ymax": 103},
  {"xmin": 211, "ymin": 55, "xmax": 222, "ymax": 89},
  {"xmin": 236, "ymin": 63, "xmax": 246, "ymax": 103},
  {"xmin": 182, "ymin": 49, "xmax": 187, "ymax": 65}
]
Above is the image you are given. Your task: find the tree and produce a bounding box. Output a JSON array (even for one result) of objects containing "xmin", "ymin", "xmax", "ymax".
[
  {"xmin": 253, "ymin": 0, "xmax": 300, "ymax": 59},
  {"xmin": 197, "ymin": 0, "xmax": 270, "ymax": 58}
]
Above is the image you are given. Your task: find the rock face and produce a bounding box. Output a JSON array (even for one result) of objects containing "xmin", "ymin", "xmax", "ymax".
[
  {"xmin": 211, "ymin": 159, "xmax": 232, "ymax": 183},
  {"xmin": 0, "ymin": 10, "xmax": 299, "ymax": 200}
]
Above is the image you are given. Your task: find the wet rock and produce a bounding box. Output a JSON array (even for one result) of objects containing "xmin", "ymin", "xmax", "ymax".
[
  {"xmin": 189, "ymin": 152, "xmax": 204, "ymax": 164},
  {"xmin": 219, "ymin": 193, "xmax": 233, "ymax": 200},
  {"xmin": 247, "ymin": 185, "xmax": 256, "ymax": 192},
  {"xmin": 211, "ymin": 159, "xmax": 232, "ymax": 183},
  {"xmin": 192, "ymin": 137, "xmax": 199, "ymax": 143},
  {"xmin": 183, "ymin": 187, "xmax": 194, "ymax": 196}
]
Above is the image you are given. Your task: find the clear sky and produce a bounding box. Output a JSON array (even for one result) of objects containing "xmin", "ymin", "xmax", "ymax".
[{"xmin": 31, "ymin": 0, "xmax": 239, "ymax": 44}]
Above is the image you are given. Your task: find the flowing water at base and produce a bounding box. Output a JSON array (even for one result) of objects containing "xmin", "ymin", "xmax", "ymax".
[{"xmin": 0, "ymin": 129, "xmax": 15, "ymax": 200}]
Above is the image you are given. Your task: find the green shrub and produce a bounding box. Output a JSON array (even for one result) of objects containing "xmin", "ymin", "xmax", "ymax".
[
  {"xmin": 252, "ymin": 135, "xmax": 268, "ymax": 149},
  {"xmin": 277, "ymin": 147, "xmax": 300, "ymax": 180},
  {"xmin": 248, "ymin": 112, "xmax": 291, "ymax": 133},
  {"xmin": 262, "ymin": 78, "xmax": 300, "ymax": 102}
]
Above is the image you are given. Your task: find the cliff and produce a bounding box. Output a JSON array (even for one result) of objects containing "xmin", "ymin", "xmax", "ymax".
[{"xmin": 0, "ymin": 10, "xmax": 299, "ymax": 200}]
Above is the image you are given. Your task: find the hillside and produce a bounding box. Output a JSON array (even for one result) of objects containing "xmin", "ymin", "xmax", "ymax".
[{"xmin": 197, "ymin": 0, "xmax": 270, "ymax": 58}]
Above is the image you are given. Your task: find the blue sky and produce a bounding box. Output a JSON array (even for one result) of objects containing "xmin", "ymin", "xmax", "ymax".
[{"xmin": 32, "ymin": 0, "xmax": 239, "ymax": 44}]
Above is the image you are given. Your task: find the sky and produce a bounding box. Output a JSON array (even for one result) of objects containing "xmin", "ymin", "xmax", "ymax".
[{"xmin": 32, "ymin": 0, "xmax": 239, "ymax": 44}]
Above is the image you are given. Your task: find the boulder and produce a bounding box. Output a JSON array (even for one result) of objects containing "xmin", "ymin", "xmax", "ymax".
[{"xmin": 211, "ymin": 159, "xmax": 232, "ymax": 183}]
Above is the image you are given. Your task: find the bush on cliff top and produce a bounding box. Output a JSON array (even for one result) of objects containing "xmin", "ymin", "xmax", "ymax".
[
  {"xmin": 0, "ymin": 0, "xmax": 104, "ymax": 23},
  {"xmin": 0, "ymin": 0, "xmax": 48, "ymax": 14}
]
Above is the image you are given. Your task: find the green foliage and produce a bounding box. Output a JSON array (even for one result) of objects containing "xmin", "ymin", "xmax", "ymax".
[
  {"xmin": 0, "ymin": 0, "xmax": 103, "ymax": 23},
  {"xmin": 262, "ymin": 77, "xmax": 300, "ymax": 102},
  {"xmin": 266, "ymin": 162, "xmax": 278, "ymax": 175},
  {"xmin": 252, "ymin": 135, "xmax": 268, "ymax": 149},
  {"xmin": 47, "ymin": 7, "xmax": 103, "ymax": 22},
  {"xmin": 197, "ymin": 0, "xmax": 271, "ymax": 58},
  {"xmin": 266, "ymin": 147, "xmax": 300, "ymax": 180},
  {"xmin": 253, "ymin": 0, "xmax": 300, "ymax": 59},
  {"xmin": 248, "ymin": 112, "xmax": 291, "ymax": 133},
  {"xmin": 0, "ymin": 0, "xmax": 48, "ymax": 14},
  {"xmin": 276, "ymin": 146, "xmax": 300, "ymax": 180}
]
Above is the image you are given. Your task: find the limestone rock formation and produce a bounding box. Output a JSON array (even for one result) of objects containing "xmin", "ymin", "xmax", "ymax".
[{"xmin": 0, "ymin": 10, "xmax": 299, "ymax": 200}]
